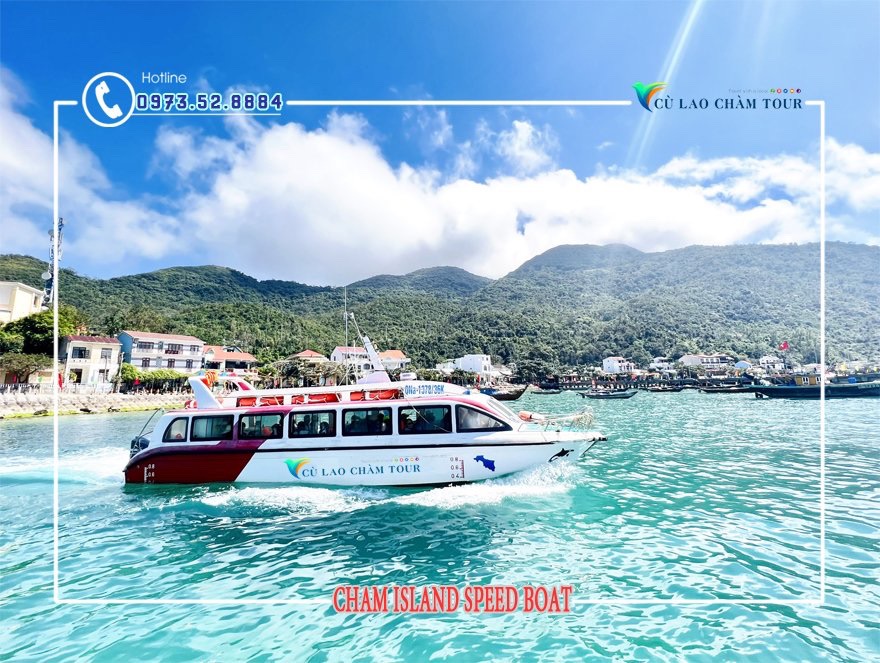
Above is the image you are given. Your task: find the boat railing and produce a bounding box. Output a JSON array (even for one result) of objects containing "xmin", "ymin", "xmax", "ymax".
[{"xmin": 519, "ymin": 407, "xmax": 594, "ymax": 432}]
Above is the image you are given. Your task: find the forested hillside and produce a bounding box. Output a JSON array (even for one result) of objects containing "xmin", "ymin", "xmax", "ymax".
[{"xmin": 1, "ymin": 242, "xmax": 877, "ymax": 372}]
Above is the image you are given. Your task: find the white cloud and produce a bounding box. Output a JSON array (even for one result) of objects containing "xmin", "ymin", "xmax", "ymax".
[
  {"xmin": 0, "ymin": 68, "xmax": 180, "ymax": 263},
  {"xmin": 1, "ymin": 69, "xmax": 877, "ymax": 285},
  {"xmin": 494, "ymin": 120, "xmax": 558, "ymax": 176},
  {"xmin": 597, "ymin": 141, "xmax": 614, "ymax": 151}
]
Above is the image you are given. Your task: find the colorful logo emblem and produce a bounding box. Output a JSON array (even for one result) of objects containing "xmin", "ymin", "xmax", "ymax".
[
  {"xmin": 632, "ymin": 81, "xmax": 667, "ymax": 111},
  {"xmin": 285, "ymin": 458, "xmax": 310, "ymax": 478}
]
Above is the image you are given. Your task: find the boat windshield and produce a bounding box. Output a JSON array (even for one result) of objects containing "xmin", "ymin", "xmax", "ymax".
[
  {"xmin": 139, "ymin": 408, "xmax": 165, "ymax": 437},
  {"xmin": 487, "ymin": 400, "xmax": 520, "ymax": 423}
]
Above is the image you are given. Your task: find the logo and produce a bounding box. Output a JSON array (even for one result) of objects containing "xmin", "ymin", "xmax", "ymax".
[
  {"xmin": 633, "ymin": 81, "xmax": 667, "ymax": 111},
  {"xmin": 285, "ymin": 458, "xmax": 310, "ymax": 478},
  {"xmin": 81, "ymin": 72, "xmax": 136, "ymax": 127}
]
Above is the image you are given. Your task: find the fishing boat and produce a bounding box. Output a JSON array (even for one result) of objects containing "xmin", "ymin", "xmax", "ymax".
[
  {"xmin": 480, "ymin": 384, "xmax": 527, "ymax": 401},
  {"xmin": 699, "ymin": 385, "xmax": 751, "ymax": 394},
  {"xmin": 643, "ymin": 385, "xmax": 683, "ymax": 393},
  {"xmin": 749, "ymin": 375, "xmax": 880, "ymax": 399},
  {"xmin": 531, "ymin": 388, "xmax": 563, "ymax": 395},
  {"xmin": 124, "ymin": 337, "xmax": 605, "ymax": 486},
  {"xmin": 579, "ymin": 389, "xmax": 637, "ymax": 400}
]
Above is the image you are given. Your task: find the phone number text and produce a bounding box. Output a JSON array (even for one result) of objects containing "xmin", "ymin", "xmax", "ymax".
[{"xmin": 135, "ymin": 92, "xmax": 283, "ymax": 113}]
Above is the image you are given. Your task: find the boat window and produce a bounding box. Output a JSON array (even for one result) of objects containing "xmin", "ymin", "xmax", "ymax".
[
  {"xmin": 162, "ymin": 417, "xmax": 188, "ymax": 442},
  {"xmin": 191, "ymin": 415, "xmax": 235, "ymax": 441},
  {"xmin": 399, "ymin": 405, "xmax": 451, "ymax": 434},
  {"xmin": 289, "ymin": 411, "xmax": 336, "ymax": 438},
  {"xmin": 456, "ymin": 405, "xmax": 511, "ymax": 433},
  {"xmin": 342, "ymin": 407, "xmax": 391, "ymax": 436},
  {"xmin": 239, "ymin": 413, "xmax": 284, "ymax": 440}
]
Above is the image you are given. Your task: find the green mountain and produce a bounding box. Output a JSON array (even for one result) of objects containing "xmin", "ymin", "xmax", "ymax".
[
  {"xmin": 1, "ymin": 242, "xmax": 877, "ymax": 372},
  {"xmin": 349, "ymin": 266, "xmax": 491, "ymax": 297}
]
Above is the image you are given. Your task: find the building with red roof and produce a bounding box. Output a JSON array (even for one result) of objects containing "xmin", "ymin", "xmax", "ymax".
[{"xmin": 203, "ymin": 345, "xmax": 258, "ymax": 373}]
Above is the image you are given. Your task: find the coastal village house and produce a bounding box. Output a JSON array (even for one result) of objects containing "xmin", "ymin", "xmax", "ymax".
[
  {"xmin": 290, "ymin": 350, "xmax": 329, "ymax": 364},
  {"xmin": 60, "ymin": 335, "xmax": 121, "ymax": 389},
  {"xmin": 330, "ymin": 346, "xmax": 371, "ymax": 374},
  {"xmin": 0, "ymin": 281, "xmax": 44, "ymax": 324},
  {"xmin": 203, "ymin": 345, "xmax": 258, "ymax": 374},
  {"xmin": 602, "ymin": 356, "xmax": 636, "ymax": 374},
  {"xmin": 378, "ymin": 349, "xmax": 411, "ymax": 372},
  {"xmin": 678, "ymin": 353, "xmax": 734, "ymax": 370},
  {"xmin": 435, "ymin": 354, "xmax": 511, "ymax": 382},
  {"xmin": 758, "ymin": 355, "xmax": 785, "ymax": 372},
  {"xmin": 648, "ymin": 357, "xmax": 675, "ymax": 371},
  {"xmin": 118, "ymin": 331, "xmax": 205, "ymax": 373},
  {"xmin": 330, "ymin": 346, "xmax": 410, "ymax": 378}
]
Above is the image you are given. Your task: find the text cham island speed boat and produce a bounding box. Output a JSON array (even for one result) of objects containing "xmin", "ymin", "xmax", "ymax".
[{"xmin": 125, "ymin": 338, "xmax": 606, "ymax": 487}]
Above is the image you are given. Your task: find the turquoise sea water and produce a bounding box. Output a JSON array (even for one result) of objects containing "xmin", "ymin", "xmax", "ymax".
[{"xmin": 1, "ymin": 391, "xmax": 878, "ymax": 661}]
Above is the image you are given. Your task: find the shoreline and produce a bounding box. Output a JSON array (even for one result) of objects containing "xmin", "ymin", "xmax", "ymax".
[
  {"xmin": 0, "ymin": 403, "xmax": 185, "ymax": 420},
  {"xmin": 0, "ymin": 392, "xmax": 186, "ymax": 420}
]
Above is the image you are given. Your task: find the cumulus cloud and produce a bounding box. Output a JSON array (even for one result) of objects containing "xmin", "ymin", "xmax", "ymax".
[
  {"xmin": 1, "ymin": 68, "xmax": 878, "ymax": 284},
  {"xmin": 0, "ymin": 67, "xmax": 179, "ymax": 262}
]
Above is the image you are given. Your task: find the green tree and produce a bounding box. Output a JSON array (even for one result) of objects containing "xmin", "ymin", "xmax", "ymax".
[
  {"xmin": 0, "ymin": 353, "xmax": 52, "ymax": 382},
  {"xmin": 0, "ymin": 328, "xmax": 25, "ymax": 354},
  {"xmin": 3, "ymin": 305, "xmax": 86, "ymax": 355}
]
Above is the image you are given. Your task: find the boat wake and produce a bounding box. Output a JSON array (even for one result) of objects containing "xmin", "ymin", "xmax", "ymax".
[
  {"xmin": 0, "ymin": 446, "xmax": 128, "ymax": 485},
  {"xmin": 192, "ymin": 461, "xmax": 583, "ymax": 514}
]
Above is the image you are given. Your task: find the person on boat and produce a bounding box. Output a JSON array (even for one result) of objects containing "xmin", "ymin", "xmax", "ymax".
[{"xmin": 349, "ymin": 414, "xmax": 367, "ymax": 434}]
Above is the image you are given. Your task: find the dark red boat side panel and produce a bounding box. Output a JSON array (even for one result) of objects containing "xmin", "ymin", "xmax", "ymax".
[{"xmin": 125, "ymin": 451, "xmax": 256, "ymax": 484}]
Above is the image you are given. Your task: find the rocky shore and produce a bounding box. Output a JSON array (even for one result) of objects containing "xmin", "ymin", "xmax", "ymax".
[{"xmin": 0, "ymin": 392, "xmax": 186, "ymax": 419}]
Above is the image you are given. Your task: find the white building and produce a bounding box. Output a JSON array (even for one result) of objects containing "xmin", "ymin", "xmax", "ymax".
[
  {"xmin": 118, "ymin": 330, "xmax": 205, "ymax": 373},
  {"xmin": 648, "ymin": 357, "xmax": 674, "ymax": 371},
  {"xmin": 758, "ymin": 355, "xmax": 785, "ymax": 372},
  {"xmin": 330, "ymin": 346, "xmax": 370, "ymax": 372},
  {"xmin": 289, "ymin": 350, "xmax": 329, "ymax": 364},
  {"xmin": 203, "ymin": 345, "xmax": 258, "ymax": 374},
  {"xmin": 435, "ymin": 360, "xmax": 456, "ymax": 374},
  {"xmin": 679, "ymin": 353, "xmax": 734, "ymax": 369},
  {"xmin": 378, "ymin": 349, "xmax": 411, "ymax": 372},
  {"xmin": 454, "ymin": 354, "xmax": 492, "ymax": 377},
  {"xmin": 602, "ymin": 356, "xmax": 636, "ymax": 374},
  {"xmin": 60, "ymin": 335, "xmax": 122, "ymax": 389},
  {"xmin": 434, "ymin": 354, "xmax": 507, "ymax": 382},
  {"xmin": 0, "ymin": 281, "xmax": 44, "ymax": 324}
]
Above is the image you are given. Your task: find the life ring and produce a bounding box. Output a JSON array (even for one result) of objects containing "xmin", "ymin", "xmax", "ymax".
[{"xmin": 184, "ymin": 398, "xmax": 197, "ymax": 409}]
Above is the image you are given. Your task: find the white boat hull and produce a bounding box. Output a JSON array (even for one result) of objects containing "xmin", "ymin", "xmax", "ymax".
[{"xmin": 235, "ymin": 439, "xmax": 596, "ymax": 486}]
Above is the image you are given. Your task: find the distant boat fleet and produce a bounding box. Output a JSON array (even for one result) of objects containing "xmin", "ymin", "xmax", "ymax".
[{"xmin": 523, "ymin": 375, "xmax": 880, "ymax": 401}]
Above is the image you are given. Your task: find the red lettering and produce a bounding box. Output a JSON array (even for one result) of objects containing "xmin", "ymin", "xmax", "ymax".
[{"xmin": 332, "ymin": 586, "xmax": 346, "ymax": 612}]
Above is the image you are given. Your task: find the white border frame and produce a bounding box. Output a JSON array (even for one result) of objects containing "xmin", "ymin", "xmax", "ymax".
[{"xmin": 51, "ymin": 98, "xmax": 827, "ymax": 607}]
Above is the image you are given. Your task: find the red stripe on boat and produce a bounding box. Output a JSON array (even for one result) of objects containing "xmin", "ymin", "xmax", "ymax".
[{"xmin": 125, "ymin": 451, "xmax": 256, "ymax": 484}]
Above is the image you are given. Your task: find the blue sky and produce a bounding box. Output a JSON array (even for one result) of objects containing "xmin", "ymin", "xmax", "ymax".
[{"xmin": 1, "ymin": 1, "xmax": 878, "ymax": 284}]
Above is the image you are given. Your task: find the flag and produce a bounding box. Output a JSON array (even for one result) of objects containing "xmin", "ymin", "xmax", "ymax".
[{"xmin": 779, "ymin": 341, "xmax": 789, "ymax": 351}]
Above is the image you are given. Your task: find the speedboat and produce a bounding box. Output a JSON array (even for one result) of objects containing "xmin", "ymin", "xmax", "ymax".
[{"xmin": 124, "ymin": 336, "xmax": 605, "ymax": 486}]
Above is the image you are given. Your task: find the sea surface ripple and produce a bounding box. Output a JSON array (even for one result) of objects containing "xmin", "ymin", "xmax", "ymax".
[{"xmin": 1, "ymin": 391, "xmax": 877, "ymax": 661}]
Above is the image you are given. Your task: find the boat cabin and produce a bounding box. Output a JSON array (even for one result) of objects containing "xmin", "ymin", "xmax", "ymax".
[{"xmin": 155, "ymin": 398, "xmax": 517, "ymax": 448}]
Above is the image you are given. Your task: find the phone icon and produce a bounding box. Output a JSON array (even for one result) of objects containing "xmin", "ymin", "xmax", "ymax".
[{"xmin": 95, "ymin": 80, "xmax": 123, "ymax": 119}]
